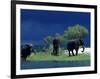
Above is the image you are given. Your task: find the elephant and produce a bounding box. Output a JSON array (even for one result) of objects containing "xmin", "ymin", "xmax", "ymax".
[
  {"xmin": 52, "ymin": 37, "xmax": 60, "ymax": 56},
  {"xmin": 21, "ymin": 44, "xmax": 36, "ymax": 60},
  {"xmin": 67, "ymin": 39, "xmax": 85, "ymax": 56}
]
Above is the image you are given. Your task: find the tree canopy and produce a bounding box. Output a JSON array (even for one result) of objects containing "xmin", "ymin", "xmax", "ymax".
[
  {"xmin": 43, "ymin": 36, "xmax": 53, "ymax": 45},
  {"xmin": 43, "ymin": 24, "xmax": 89, "ymax": 45},
  {"xmin": 63, "ymin": 24, "xmax": 88, "ymax": 40}
]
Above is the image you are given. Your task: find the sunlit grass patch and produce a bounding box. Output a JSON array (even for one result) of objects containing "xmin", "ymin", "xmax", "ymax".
[{"xmin": 27, "ymin": 49, "xmax": 90, "ymax": 61}]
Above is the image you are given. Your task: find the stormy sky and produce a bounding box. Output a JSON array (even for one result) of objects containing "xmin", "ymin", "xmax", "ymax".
[{"xmin": 21, "ymin": 9, "xmax": 90, "ymax": 46}]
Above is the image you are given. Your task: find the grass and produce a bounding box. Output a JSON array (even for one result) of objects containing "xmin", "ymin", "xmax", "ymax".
[{"xmin": 27, "ymin": 49, "xmax": 90, "ymax": 61}]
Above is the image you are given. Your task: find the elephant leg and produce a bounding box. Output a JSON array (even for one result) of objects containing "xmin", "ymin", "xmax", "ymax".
[
  {"xmin": 68, "ymin": 50, "xmax": 71, "ymax": 56},
  {"xmin": 52, "ymin": 47, "xmax": 56, "ymax": 55},
  {"xmin": 76, "ymin": 48, "xmax": 78, "ymax": 55},
  {"xmin": 57, "ymin": 48, "xmax": 59, "ymax": 56},
  {"xmin": 72, "ymin": 50, "xmax": 75, "ymax": 56},
  {"xmin": 55, "ymin": 49, "xmax": 59, "ymax": 56}
]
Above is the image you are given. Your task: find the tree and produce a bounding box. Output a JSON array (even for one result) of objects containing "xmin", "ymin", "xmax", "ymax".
[
  {"xmin": 43, "ymin": 36, "xmax": 53, "ymax": 53},
  {"xmin": 43, "ymin": 33, "xmax": 60, "ymax": 45},
  {"xmin": 59, "ymin": 35, "xmax": 67, "ymax": 44},
  {"xmin": 44, "ymin": 36, "xmax": 53, "ymax": 45},
  {"xmin": 63, "ymin": 24, "xmax": 88, "ymax": 40}
]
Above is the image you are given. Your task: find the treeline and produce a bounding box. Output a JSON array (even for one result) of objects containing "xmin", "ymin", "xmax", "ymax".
[{"xmin": 43, "ymin": 24, "xmax": 88, "ymax": 46}]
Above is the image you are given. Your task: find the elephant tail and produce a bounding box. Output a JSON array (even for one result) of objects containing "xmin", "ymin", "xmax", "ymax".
[{"xmin": 81, "ymin": 46, "xmax": 85, "ymax": 52}]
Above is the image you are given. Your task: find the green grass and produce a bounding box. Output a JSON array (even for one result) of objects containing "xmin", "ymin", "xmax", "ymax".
[{"xmin": 27, "ymin": 50, "xmax": 90, "ymax": 61}]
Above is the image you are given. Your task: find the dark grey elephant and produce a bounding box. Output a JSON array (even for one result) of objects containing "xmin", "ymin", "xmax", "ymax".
[
  {"xmin": 67, "ymin": 39, "xmax": 85, "ymax": 56},
  {"xmin": 21, "ymin": 44, "xmax": 36, "ymax": 60},
  {"xmin": 52, "ymin": 37, "xmax": 60, "ymax": 56}
]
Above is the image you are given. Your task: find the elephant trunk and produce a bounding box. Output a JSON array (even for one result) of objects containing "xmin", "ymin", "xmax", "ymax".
[
  {"xmin": 79, "ymin": 39, "xmax": 85, "ymax": 52},
  {"xmin": 81, "ymin": 46, "xmax": 85, "ymax": 52}
]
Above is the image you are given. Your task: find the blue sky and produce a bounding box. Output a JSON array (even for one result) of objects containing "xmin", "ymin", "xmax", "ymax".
[{"xmin": 21, "ymin": 9, "xmax": 90, "ymax": 46}]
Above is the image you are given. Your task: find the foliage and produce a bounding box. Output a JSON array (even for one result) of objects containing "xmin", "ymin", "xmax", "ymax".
[
  {"xmin": 63, "ymin": 24, "xmax": 88, "ymax": 40},
  {"xmin": 44, "ymin": 36, "xmax": 53, "ymax": 45},
  {"xmin": 43, "ymin": 24, "xmax": 89, "ymax": 47}
]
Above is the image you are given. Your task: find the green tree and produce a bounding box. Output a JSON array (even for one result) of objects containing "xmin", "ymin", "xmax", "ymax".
[
  {"xmin": 43, "ymin": 36, "xmax": 53, "ymax": 53},
  {"xmin": 44, "ymin": 36, "xmax": 53, "ymax": 45},
  {"xmin": 63, "ymin": 24, "xmax": 88, "ymax": 40},
  {"xmin": 59, "ymin": 35, "xmax": 67, "ymax": 44},
  {"xmin": 43, "ymin": 33, "xmax": 61, "ymax": 45}
]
